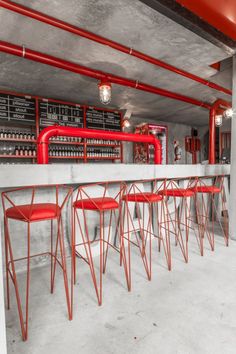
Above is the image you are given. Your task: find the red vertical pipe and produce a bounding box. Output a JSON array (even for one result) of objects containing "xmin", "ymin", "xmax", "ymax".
[
  {"xmin": 209, "ymin": 107, "xmax": 216, "ymax": 164},
  {"xmin": 209, "ymin": 99, "xmax": 231, "ymax": 164}
]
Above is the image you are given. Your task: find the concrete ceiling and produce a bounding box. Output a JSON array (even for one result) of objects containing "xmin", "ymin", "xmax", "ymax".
[{"xmin": 0, "ymin": 0, "xmax": 233, "ymax": 126}]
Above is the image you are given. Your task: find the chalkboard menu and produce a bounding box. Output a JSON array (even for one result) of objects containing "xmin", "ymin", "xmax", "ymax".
[
  {"xmin": 39, "ymin": 100, "xmax": 84, "ymax": 127},
  {"xmin": 0, "ymin": 93, "xmax": 36, "ymax": 123},
  {"xmin": 86, "ymin": 108, "xmax": 121, "ymax": 131}
]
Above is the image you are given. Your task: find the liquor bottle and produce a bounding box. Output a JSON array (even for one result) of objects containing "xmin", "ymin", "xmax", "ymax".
[
  {"xmin": 15, "ymin": 146, "xmax": 19, "ymax": 156},
  {"xmin": 28, "ymin": 146, "xmax": 32, "ymax": 156},
  {"xmin": 24, "ymin": 147, "xmax": 29, "ymax": 156}
]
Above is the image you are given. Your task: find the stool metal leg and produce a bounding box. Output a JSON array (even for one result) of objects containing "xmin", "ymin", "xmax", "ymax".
[
  {"xmin": 58, "ymin": 216, "xmax": 71, "ymax": 319},
  {"xmin": 74, "ymin": 208, "xmax": 101, "ymax": 305},
  {"xmin": 4, "ymin": 216, "xmax": 10, "ymax": 310},
  {"xmin": 121, "ymin": 200, "xmax": 132, "ymax": 291},
  {"xmin": 5, "ymin": 218, "xmax": 27, "ymax": 340}
]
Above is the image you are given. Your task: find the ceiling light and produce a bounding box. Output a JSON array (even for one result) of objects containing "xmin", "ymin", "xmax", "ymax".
[
  {"xmin": 122, "ymin": 118, "xmax": 131, "ymax": 128},
  {"xmin": 98, "ymin": 80, "xmax": 111, "ymax": 105},
  {"xmin": 215, "ymin": 115, "xmax": 223, "ymax": 127},
  {"xmin": 223, "ymin": 108, "xmax": 233, "ymax": 119}
]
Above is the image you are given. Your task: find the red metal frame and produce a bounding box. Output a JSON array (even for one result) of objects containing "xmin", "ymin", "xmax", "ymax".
[
  {"xmin": 0, "ymin": 0, "xmax": 231, "ymax": 96},
  {"xmin": 0, "ymin": 40, "xmax": 211, "ymax": 109},
  {"xmin": 121, "ymin": 179, "xmax": 171, "ymax": 291},
  {"xmin": 1, "ymin": 184, "xmax": 73, "ymax": 341},
  {"xmin": 193, "ymin": 176, "xmax": 229, "ymax": 250},
  {"xmin": 37, "ymin": 126, "xmax": 162, "ymax": 164},
  {"xmin": 71, "ymin": 181, "xmax": 125, "ymax": 308},
  {"xmin": 158, "ymin": 178, "xmax": 204, "ymax": 262}
]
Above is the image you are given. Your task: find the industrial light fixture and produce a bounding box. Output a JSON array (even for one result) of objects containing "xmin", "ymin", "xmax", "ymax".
[
  {"xmin": 215, "ymin": 114, "xmax": 223, "ymax": 127},
  {"xmin": 223, "ymin": 108, "xmax": 233, "ymax": 119},
  {"xmin": 98, "ymin": 80, "xmax": 111, "ymax": 105},
  {"xmin": 122, "ymin": 118, "xmax": 131, "ymax": 128}
]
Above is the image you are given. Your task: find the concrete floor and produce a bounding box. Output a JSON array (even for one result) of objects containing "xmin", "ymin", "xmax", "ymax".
[{"xmin": 4, "ymin": 232, "xmax": 236, "ymax": 354}]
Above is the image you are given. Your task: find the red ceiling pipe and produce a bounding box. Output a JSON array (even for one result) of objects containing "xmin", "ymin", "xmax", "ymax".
[
  {"xmin": 0, "ymin": 0, "xmax": 231, "ymax": 96},
  {"xmin": 37, "ymin": 126, "xmax": 162, "ymax": 164},
  {"xmin": 0, "ymin": 40, "xmax": 211, "ymax": 109},
  {"xmin": 209, "ymin": 99, "xmax": 231, "ymax": 164}
]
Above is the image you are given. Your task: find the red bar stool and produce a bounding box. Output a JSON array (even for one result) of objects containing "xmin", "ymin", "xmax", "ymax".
[
  {"xmin": 1, "ymin": 185, "xmax": 72, "ymax": 341},
  {"xmin": 71, "ymin": 182, "xmax": 124, "ymax": 308},
  {"xmin": 192, "ymin": 175, "xmax": 229, "ymax": 250},
  {"xmin": 158, "ymin": 178, "xmax": 202, "ymax": 264},
  {"xmin": 121, "ymin": 180, "xmax": 171, "ymax": 291}
]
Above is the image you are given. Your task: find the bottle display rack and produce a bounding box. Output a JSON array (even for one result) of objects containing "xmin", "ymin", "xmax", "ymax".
[{"xmin": 0, "ymin": 90, "xmax": 123, "ymax": 164}]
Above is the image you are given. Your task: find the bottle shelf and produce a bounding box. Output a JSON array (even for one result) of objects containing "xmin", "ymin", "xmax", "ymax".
[
  {"xmin": 49, "ymin": 155, "xmax": 84, "ymax": 159},
  {"xmin": 86, "ymin": 143, "xmax": 121, "ymax": 148},
  {"xmin": 50, "ymin": 140, "xmax": 84, "ymax": 146},
  {"xmin": 0, "ymin": 138, "xmax": 36, "ymax": 143},
  {"xmin": 87, "ymin": 156, "xmax": 120, "ymax": 160},
  {"xmin": 0, "ymin": 154, "xmax": 36, "ymax": 158}
]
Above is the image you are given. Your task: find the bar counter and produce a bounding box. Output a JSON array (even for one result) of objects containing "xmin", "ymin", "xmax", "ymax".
[{"xmin": 0, "ymin": 163, "xmax": 230, "ymax": 188}]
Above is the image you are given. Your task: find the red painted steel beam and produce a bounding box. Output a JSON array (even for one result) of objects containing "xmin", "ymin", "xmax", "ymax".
[
  {"xmin": 176, "ymin": 0, "xmax": 236, "ymax": 42},
  {"xmin": 0, "ymin": 40, "xmax": 211, "ymax": 109},
  {"xmin": 0, "ymin": 0, "xmax": 231, "ymax": 96},
  {"xmin": 209, "ymin": 99, "xmax": 231, "ymax": 164},
  {"xmin": 37, "ymin": 126, "xmax": 162, "ymax": 164}
]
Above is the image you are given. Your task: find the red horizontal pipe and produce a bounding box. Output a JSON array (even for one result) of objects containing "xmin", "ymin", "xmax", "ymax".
[
  {"xmin": 0, "ymin": 0, "xmax": 231, "ymax": 96},
  {"xmin": 209, "ymin": 99, "xmax": 231, "ymax": 164},
  {"xmin": 37, "ymin": 126, "xmax": 162, "ymax": 164},
  {"xmin": 0, "ymin": 40, "xmax": 211, "ymax": 109}
]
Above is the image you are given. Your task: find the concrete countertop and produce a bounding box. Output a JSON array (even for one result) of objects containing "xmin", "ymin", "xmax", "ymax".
[{"xmin": 0, "ymin": 164, "xmax": 230, "ymax": 188}]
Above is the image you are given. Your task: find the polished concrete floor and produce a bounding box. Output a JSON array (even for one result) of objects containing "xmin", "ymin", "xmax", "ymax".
[{"xmin": 5, "ymin": 233, "xmax": 236, "ymax": 354}]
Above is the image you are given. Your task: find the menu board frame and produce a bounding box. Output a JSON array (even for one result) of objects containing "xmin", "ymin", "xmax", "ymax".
[
  {"xmin": 85, "ymin": 106, "xmax": 122, "ymax": 132},
  {"xmin": 39, "ymin": 98, "xmax": 84, "ymax": 128},
  {"xmin": 0, "ymin": 92, "xmax": 36, "ymax": 124}
]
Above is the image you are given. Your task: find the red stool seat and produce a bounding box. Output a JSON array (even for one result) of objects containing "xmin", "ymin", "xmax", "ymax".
[
  {"xmin": 6, "ymin": 203, "xmax": 60, "ymax": 221},
  {"xmin": 158, "ymin": 188, "xmax": 195, "ymax": 197},
  {"xmin": 74, "ymin": 197, "xmax": 119, "ymax": 211},
  {"xmin": 123, "ymin": 192, "xmax": 163, "ymax": 203},
  {"xmin": 191, "ymin": 186, "xmax": 221, "ymax": 194}
]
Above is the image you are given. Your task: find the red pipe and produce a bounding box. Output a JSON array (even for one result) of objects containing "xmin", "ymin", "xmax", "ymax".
[
  {"xmin": 37, "ymin": 126, "xmax": 162, "ymax": 164},
  {"xmin": 0, "ymin": 40, "xmax": 211, "ymax": 109},
  {"xmin": 0, "ymin": 0, "xmax": 231, "ymax": 96},
  {"xmin": 209, "ymin": 99, "xmax": 231, "ymax": 164}
]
